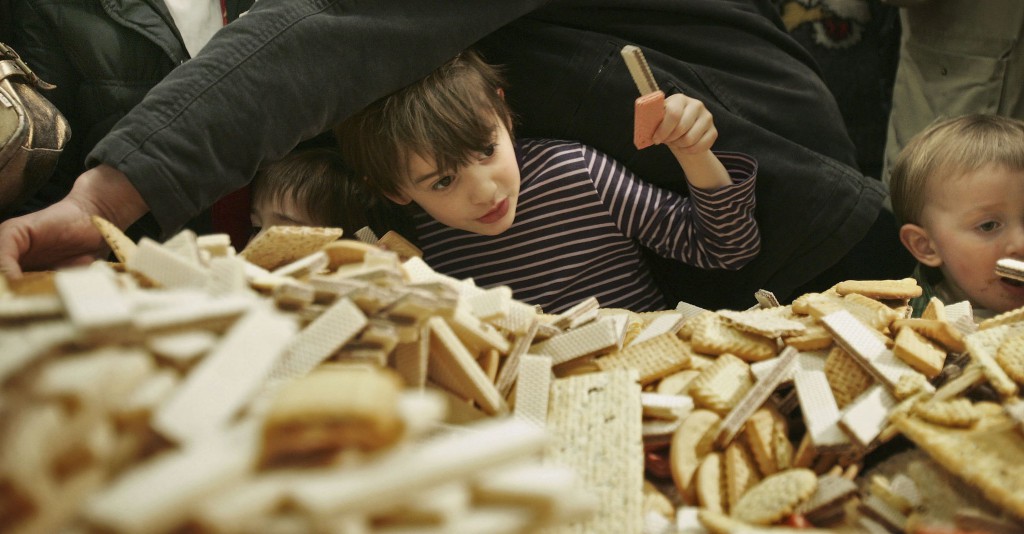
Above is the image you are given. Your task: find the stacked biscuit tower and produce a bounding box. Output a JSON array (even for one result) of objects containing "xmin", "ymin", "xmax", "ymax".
[{"xmin": 1, "ymin": 220, "xmax": 1023, "ymax": 533}]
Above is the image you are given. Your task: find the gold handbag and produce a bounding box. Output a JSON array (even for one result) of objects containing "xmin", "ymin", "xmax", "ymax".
[{"xmin": 0, "ymin": 41, "xmax": 70, "ymax": 215}]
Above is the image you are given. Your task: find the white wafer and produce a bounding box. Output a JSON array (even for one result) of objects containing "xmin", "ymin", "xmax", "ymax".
[
  {"xmin": 822, "ymin": 310, "xmax": 933, "ymax": 393},
  {"xmin": 513, "ymin": 354, "xmax": 553, "ymax": 428},
  {"xmin": 128, "ymin": 238, "xmax": 211, "ymax": 289},
  {"xmin": 838, "ymin": 383, "xmax": 896, "ymax": 448},
  {"xmin": 531, "ymin": 316, "xmax": 622, "ymax": 366},
  {"xmin": 269, "ymin": 297, "xmax": 367, "ymax": 383},
  {"xmin": 54, "ymin": 266, "xmax": 131, "ymax": 334},
  {"xmin": 715, "ymin": 346, "xmax": 798, "ymax": 448},
  {"xmin": 426, "ymin": 316, "xmax": 507, "ymax": 415},
  {"xmin": 545, "ymin": 370, "xmax": 643, "ymax": 533},
  {"xmin": 290, "ymin": 418, "xmax": 545, "ymax": 515},
  {"xmin": 152, "ymin": 306, "xmax": 297, "ymax": 443},
  {"xmin": 84, "ymin": 425, "xmax": 258, "ymax": 533},
  {"xmin": 794, "ymin": 370, "xmax": 850, "ymax": 450}
]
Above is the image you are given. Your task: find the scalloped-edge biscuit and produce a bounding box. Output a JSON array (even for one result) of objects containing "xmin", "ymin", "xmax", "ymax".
[{"xmin": 731, "ymin": 468, "xmax": 818, "ymax": 525}]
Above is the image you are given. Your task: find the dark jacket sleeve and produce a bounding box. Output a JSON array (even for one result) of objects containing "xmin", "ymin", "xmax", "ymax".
[{"xmin": 87, "ymin": 0, "xmax": 546, "ymax": 235}]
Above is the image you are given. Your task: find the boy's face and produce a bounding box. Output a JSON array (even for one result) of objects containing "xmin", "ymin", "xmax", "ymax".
[
  {"xmin": 901, "ymin": 163, "xmax": 1024, "ymax": 313},
  {"xmin": 385, "ymin": 122, "xmax": 520, "ymax": 236},
  {"xmin": 250, "ymin": 194, "xmax": 318, "ymax": 238}
]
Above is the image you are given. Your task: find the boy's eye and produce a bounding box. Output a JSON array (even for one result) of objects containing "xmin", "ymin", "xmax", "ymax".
[
  {"xmin": 479, "ymin": 143, "xmax": 496, "ymax": 158},
  {"xmin": 978, "ymin": 220, "xmax": 1001, "ymax": 232},
  {"xmin": 431, "ymin": 175, "xmax": 455, "ymax": 191}
]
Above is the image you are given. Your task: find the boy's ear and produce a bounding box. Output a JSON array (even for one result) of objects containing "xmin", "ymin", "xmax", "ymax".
[
  {"xmin": 497, "ymin": 87, "xmax": 505, "ymax": 100},
  {"xmin": 899, "ymin": 223, "xmax": 942, "ymax": 267},
  {"xmin": 382, "ymin": 190, "xmax": 412, "ymax": 206}
]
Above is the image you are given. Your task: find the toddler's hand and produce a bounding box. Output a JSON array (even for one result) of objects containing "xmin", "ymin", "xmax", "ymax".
[{"xmin": 653, "ymin": 94, "xmax": 718, "ymax": 155}]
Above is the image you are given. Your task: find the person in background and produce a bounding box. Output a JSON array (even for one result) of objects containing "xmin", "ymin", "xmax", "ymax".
[
  {"xmin": 335, "ymin": 50, "xmax": 759, "ymax": 313},
  {"xmin": 881, "ymin": 0, "xmax": 1024, "ymax": 184},
  {"xmin": 248, "ymin": 146, "xmax": 366, "ymax": 240},
  {"xmin": 8, "ymin": 0, "xmax": 255, "ymax": 246},
  {"xmin": 0, "ymin": 0, "xmax": 911, "ymax": 311},
  {"xmin": 889, "ymin": 114, "xmax": 1024, "ymax": 319}
]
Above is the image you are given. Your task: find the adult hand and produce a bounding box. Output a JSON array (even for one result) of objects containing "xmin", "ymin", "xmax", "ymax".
[{"xmin": 0, "ymin": 164, "xmax": 149, "ymax": 278}]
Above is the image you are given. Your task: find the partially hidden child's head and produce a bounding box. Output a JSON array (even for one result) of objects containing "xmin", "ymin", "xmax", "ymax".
[
  {"xmin": 335, "ymin": 49, "xmax": 521, "ymax": 236},
  {"xmin": 890, "ymin": 114, "xmax": 1024, "ymax": 313},
  {"xmin": 250, "ymin": 147, "xmax": 365, "ymax": 235}
]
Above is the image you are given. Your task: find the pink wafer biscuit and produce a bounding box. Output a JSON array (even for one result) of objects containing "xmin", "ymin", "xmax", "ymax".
[{"xmin": 633, "ymin": 91, "xmax": 665, "ymax": 150}]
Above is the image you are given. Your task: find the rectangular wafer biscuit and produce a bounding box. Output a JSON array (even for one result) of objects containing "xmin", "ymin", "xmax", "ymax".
[
  {"xmin": 128, "ymin": 238, "xmax": 211, "ymax": 289},
  {"xmin": 290, "ymin": 418, "xmax": 546, "ymax": 515},
  {"xmin": 531, "ymin": 316, "xmax": 622, "ymax": 366},
  {"xmin": 715, "ymin": 346, "xmax": 798, "ymax": 448},
  {"xmin": 426, "ymin": 316, "xmax": 507, "ymax": 415},
  {"xmin": 794, "ymin": 370, "xmax": 850, "ymax": 450},
  {"xmin": 838, "ymin": 383, "xmax": 896, "ymax": 448},
  {"xmin": 268, "ymin": 297, "xmax": 367, "ymax": 384},
  {"xmin": 54, "ymin": 266, "xmax": 131, "ymax": 335},
  {"xmin": 152, "ymin": 307, "xmax": 297, "ymax": 443},
  {"xmin": 545, "ymin": 370, "xmax": 643, "ymax": 533},
  {"xmin": 513, "ymin": 354, "xmax": 553, "ymax": 428},
  {"xmin": 822, "ymin": 310, "xmax": 933, "ymax": 393}
]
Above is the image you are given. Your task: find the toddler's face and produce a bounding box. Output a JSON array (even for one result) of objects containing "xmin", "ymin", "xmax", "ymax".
[
  {"xmin": 250, "ymin": 195, "xmax": 318, "ymax": 240},
  {"xmin": 916, "ymin": 163, "xmax": 1024, "ymax": 313}
]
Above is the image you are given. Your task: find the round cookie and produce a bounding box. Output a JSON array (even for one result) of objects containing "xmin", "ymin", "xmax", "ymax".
[{"xmin": 731, "ymin": 467, "xmax": 818, "ymax": 525}]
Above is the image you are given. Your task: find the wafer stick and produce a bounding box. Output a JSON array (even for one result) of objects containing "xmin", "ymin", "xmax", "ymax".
[{"xmin": 621, "ymin": 45, "xmax": 665, "ymax": 150}]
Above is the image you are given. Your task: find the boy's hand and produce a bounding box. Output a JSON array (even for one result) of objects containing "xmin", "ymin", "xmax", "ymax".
[{"xmin": 653, "ymin": 94, "xmax": 718, "ymax": 155}]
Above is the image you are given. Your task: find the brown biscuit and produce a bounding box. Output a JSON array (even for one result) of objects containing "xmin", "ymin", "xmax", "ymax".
[
  {"xmin": 731, "ymin": 468, "xmax": 818, "ymax": 525},
  {"xmin": 376, "ymin": 230, "xmax": 422, "ymax": 260},
  {"xmin": 892, "ymin": 326, "xmax": 946, "ymax": 379},
  {"xmin": 691, "ymin": 313, "xmax": 778, "ymax": 362},
  {"xmin": 689, "ymin": 353, "xmax": 754, "ymax": 415},
  {"xmin": 823, "ymin": 346, "xmax": 874, "ymax": 409},
  {"xmin": 259, "ymin": 364, "xmax": 405, "ymax": 467},
  {"xmin": 892, "ymin": 317, "xmax": 966, "ymax": 353},
  {"xmin": 91, "ymin": 215, "xmax": 138, "ymax": 264},
  {"xmin": 995, "ymin": 331, "xmax": 1024, "ymax": 384},
  {"xmin": 240, "ymin": 226, "xmax": 343, "ymax": 270},
  {"xmin": 833, "ymin": 278, "xmax": 923, "ymax": 300},
  {"xmin": 696, "ymin": 451, "xmax": 725, "ymax": 513}
]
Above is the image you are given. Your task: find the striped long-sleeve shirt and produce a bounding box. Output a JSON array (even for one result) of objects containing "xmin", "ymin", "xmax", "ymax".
[{"xmin": 411, "ymin": 139, "xmax": 759, "ymax": 313}]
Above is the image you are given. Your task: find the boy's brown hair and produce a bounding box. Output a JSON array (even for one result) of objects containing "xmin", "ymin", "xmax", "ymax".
[
  {"xmin": 334, "ymin": 49, "xmax": 514, "ymax": 198},
  {"xmin": 890, "ymin": 114, "xmax": 1024, "ymax": 227},
  {"xmin": 251, "ymin": 147, "xmax": 365, "ymax": 230}
]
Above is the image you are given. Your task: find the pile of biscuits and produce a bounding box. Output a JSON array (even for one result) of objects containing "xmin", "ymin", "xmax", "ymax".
[{"xmin": 1, "ymin": 220, "xmax": 1023, "ymax": 533}]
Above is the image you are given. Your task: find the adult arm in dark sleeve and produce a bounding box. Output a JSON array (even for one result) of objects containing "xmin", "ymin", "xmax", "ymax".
[
  {"xmin": 88, "ymin": 0, "xmax": 547, "ymax": 236},
  {"xmin": 480, "ymin": 0, "xmax": 898, "ymax": 308}
]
